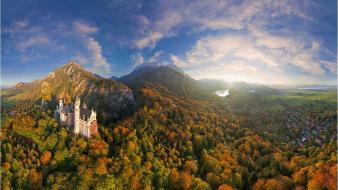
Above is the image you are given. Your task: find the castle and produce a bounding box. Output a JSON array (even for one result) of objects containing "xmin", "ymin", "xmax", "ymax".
[{"xmin": 55, "ymin": 97, "xmax": 98, "ymax": 138}]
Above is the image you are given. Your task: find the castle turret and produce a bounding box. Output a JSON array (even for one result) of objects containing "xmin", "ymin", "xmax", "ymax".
[
  {"xmin": 89, "ymin": 109, "xmax": 96, "ymax": 121},
  {"xmin": 87, "ymin": 108, "xmax": 98, "ymax": 138},
  {"xmin": 74, "ymin": 97, "xmax": 80, "ymax": 134}
]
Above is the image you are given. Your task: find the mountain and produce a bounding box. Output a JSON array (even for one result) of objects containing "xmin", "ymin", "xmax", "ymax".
[
  {"xmin": 119, "ymin": 64, "xmax": 208, "ymax": 98},
  {"xmin": 2, "ymin": 61, "xmax": 136, "ymax": 121},
  {"xmin": 197, "ymin": 79, "xmax": 279, "ymax": 95},
  {"xmin": 229, "ymin": 82, "xmax": 280, "ymax": 96},
  {"xmin": 110, "ymin": 76, "xmax": 119, "ymax": 80},
  {"xmin": 197, "ymin": 79, "xmax": 229, "ymax": 93}
]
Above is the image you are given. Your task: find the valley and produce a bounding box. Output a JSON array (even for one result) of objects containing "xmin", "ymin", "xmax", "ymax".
[{"xmin": 1, "ymin": 63, "xmax": 336, "ymax": 190}]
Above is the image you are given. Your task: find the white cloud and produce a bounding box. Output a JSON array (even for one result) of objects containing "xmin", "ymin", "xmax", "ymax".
[
  {"xmin": 320, "ymin": 60, "xmax": 337, "ymax": 74},
  {"xmin": 130, "ymin": 0, "xmax": 332, "ymax": 84},
  {"xmin": 85, "ymin": 38, "xmax": 111, "ymax": 74},
  {"xmin": 184, "ymin": 61, "xmax": 328, "ymax": 85},
  {"xmin": 182, "ymin": 34, "xmax": 280, "ymax": 69},
  {"xmin": 134, "ymin": 10, "xmax": 183, "ymax": 49},
  {"xmin": 170, "ymin": 54, "xmax": 185, "ymax": 67},
  {"xmin": 16, "ymin": 35, "xmax": 51, "ymax": 51},
  {"xmin": 148, "ymin": 51, "xmax": 163, "ymax": 63},
  {"xmin": 4, "ymin": 21, "xmax": 67, "ymax": 63},
  {"xmin": 5, "ymin": 19, "xmax": 112, "ymax": 76},
  {"xmin": 290, "ymin": 41, "xmax": 324, "ymax": 74},
  {"xmin": 72, "ymin": 21, "xmax": 112, "ymax": 76},
  {"xmin": 130, "ymin": 51, "xmax": 164, "ymax": 68},
  {"xmin": 171, "ymin": 28, "xmax": 332, "ymax": 84},
  {"xmin": 130, "ymin": 53, "xmax": 145, "ymax": 67},
  {"xmin": 134, "ymin": 0, "xmax": 312, "ymax": 49},
  {"xmin": 3, "ymin": 20, "xmax": 33, "ymax": 34},
  {"xmin": 134, "ymin": 32, "xmax": 164, "ymax": 49},
  {"xmin": 73, "ymin": 21, "xmax": 98, "ymax": 34}
]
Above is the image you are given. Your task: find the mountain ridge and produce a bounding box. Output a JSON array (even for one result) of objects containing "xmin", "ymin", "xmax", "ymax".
[
  {"xmin": 118, "ymin": 64, "xmax": 209, "ymax": 98},
  {"xmin": 3, "ymin": 62, "xmax": 280, "ymax": 103}
]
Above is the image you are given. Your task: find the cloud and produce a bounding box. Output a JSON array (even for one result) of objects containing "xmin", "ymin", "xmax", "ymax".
[
  {"xmin": 3, "ymin": 20, "xmax": 66, "ymax": 62},
  {"xmin": 184, "ymin": 61, "xmax": 268, "ymax": 84},
  {"xmin": 4, "ymin": 21, "xmax": 50, "ymax": 52},
  {"xmin": 134, "ymin": 10, "xmax": 182, "ymax": 49},
  {"xmin": 171, "ymin": 28, "xmax": 334, "ymax": 84},
  {"xmin": 73, "ymin": 21, "xmax": 98, "ymax": 34},
  {"xmin": 290, "ymin": 41, "xmax": 324, "ymax": 75},
  {"xmin": 16, "ymin": 35, "xmax": 51, "ymax": 51},
  {"xmin": 2, "ymin": 20, "xmax": 32, "ymax": 34},
  {"xmin": 320, "ymin": 60, "xmax": 337, "ymax": 74},
  {"xmin": 85, "ymin": 38, "xmax": 111, "ymax": 74},
  {"xmin": 130, "ymin": 53, "xmax": 145, "ymax": 67},
  {"xmin": 148, "ymin": 51, "xmax": 163, "ymax": 63},
  {"xmin": 181, "ymin": 33, "xmax": 280, "ymax": 69},
  {"xmin": 3, "ymin": 19, "xmax": 112, "ymax": 76},
  {"xmin": 170, "ymin": 54, "xmax": 182, "ymax": 66},
  {"xmin": 134, "ymin": 32, "xmax": 164, "ymax": 49},
  {"xmin": 130, "ymin": 51, "xmax": 164, "ymax": 68},
  {"xmin": 183, "ymin": 60, "xmax": 329, "ymax": 85},
  {"xmin": 72, "ymin": 21, "xmax": 112, "ymax": 76},
  {"xmin": 134, "ymin": 0, "xmax": 312, "ymax": 49}
]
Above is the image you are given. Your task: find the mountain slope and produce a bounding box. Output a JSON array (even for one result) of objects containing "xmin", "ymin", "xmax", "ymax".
[
  {"xmin": 119, "ymin": 64, "xmax": 208, "ymax": 98},
  {"xmin": 197, "ymin": 79, "xmax": 229, "ymax": 93},
  {"xmin": 2, "ymin": 61, "xmax": 135, "ymax": 121},
  {"xmin": 229, "ymin": 82, "xmax": 280, "ymax": 96}
]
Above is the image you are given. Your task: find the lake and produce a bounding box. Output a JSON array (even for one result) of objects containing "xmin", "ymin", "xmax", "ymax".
[{"xmin": 214, "ymin": 89, "xmax": 230, "ymax": 97}]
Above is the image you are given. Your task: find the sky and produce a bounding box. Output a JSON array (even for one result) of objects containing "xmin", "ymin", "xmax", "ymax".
[{"xmin": 1, "ymin": 0, "xmax": 337, "ymax": 86}]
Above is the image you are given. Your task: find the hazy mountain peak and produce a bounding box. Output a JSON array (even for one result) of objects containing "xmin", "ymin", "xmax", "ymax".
[
  {"xmin": 49, "ymin": 61, "xmax": 103, "ymax": 82},
  {"xmin": 63, "ymin": 60, "xmax": 81, "ymax": 67},
  {"xmin": 59, "ymin": 61, "xmax": 82, "ymax": 74},
  {"xmin": 3, "ymin": 60, "xmax": 134, "ymax": 111},
  {"xmin": 133, "ymin": 63, "xmax": 184, "ymax": 74},
  {"xmin": 119, "ymin": 62, "xmax": 208, "ymax": 98},
  {"xmin": 121, "ymin": 63, "xmax": 187, "ymax": 83},
  {"xmin": 134, "ymin": 63, "xmax": 157, "ymax": 71},
  {"xmin": 165, "ymin": 64, "xmax": 185, "ymax": 73},
  {"xmin": 15, "ymin": 82, "xmax": 26, "ymax": 88}
]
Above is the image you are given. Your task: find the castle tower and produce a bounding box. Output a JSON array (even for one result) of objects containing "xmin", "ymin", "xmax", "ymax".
[
  {"xmin": 59, "ymin": 100, "xmax": 64, "ymax": 110},
  {"xmin": 87, "ymin": 109, "xmax": 97, "ymax": 138},
  {"xmin": 74, "ymin": 97, "xmax": 80, "ymax": 134},
  {"xmin": 59, "ymin": 99, "xmax": 66, "ymax": 122}
]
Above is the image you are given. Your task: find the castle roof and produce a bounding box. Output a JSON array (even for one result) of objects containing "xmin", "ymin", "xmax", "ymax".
[
  {"xmin": 64, "ymin": 104, "xmax": 73, "ymax": 112},
  {"xmin": 80, "ymin": 108, "xmax": 93, "ymax": 120}
]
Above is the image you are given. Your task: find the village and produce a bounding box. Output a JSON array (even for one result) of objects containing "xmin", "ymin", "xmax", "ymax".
[{"xmin": 284, "ymin": 110, "xmax": 336, "ymax": 146}]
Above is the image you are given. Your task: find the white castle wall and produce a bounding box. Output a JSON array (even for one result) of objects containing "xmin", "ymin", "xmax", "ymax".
[
  {"xmin": 60, "ymin": 112, "xmax": 66, "ymax": 123},
  {"xmin": 55, "ymin": 98, "xmax": 97, "ymax": 138}
]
